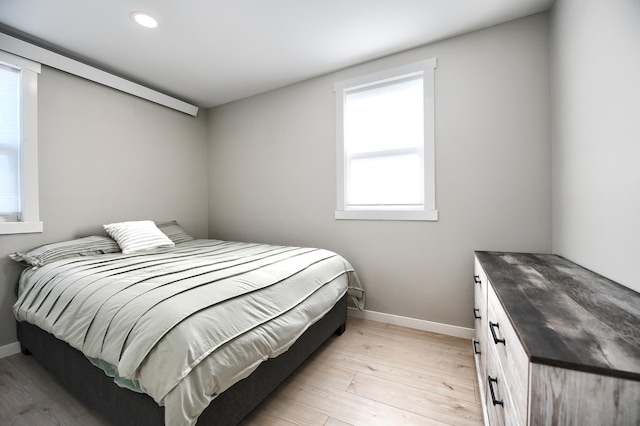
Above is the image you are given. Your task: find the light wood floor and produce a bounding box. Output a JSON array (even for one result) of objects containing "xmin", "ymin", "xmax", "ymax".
[{"xmin": 0, "ymin": 318, "xmax": 483, "ymax": 425}]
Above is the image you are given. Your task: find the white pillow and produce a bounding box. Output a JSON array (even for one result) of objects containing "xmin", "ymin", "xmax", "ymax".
[{"xmin": 104, "ymin": 220, "xmax": 175, "ymax": 254}]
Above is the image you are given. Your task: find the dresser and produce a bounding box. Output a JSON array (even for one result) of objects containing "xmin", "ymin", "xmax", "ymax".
[{"xmin": 473, "ymin": 252, "xmax": 640, "ymax": 426}]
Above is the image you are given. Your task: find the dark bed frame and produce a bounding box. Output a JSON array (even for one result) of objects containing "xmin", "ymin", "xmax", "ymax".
[{"xmin": 17, "ymin": 293, "xmax": 347, "ymax": 425}]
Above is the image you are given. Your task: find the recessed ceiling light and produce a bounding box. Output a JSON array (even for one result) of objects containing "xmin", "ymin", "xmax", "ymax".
[{"xmin": 131, "ymin": 12, "xmax": 158, "ymax": 28}]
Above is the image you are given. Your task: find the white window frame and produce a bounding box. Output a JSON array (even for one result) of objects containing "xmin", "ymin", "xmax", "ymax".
[
  {"xmin": 0, "ymin": 50, "xmax": 42, "ymax": 234},
  {"xmin": 334, "ymin": 58, "xmax": 437, "ymax": 221}
]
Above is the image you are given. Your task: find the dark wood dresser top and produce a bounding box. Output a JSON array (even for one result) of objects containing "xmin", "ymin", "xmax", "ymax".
[{"xmin": 475, "ymin": 251, "xmax": 640, "ymax": 381}]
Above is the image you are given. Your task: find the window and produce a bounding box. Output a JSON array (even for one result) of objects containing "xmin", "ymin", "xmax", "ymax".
[
  {"xmin": 334, "ymin": 58, "xmax": 437, "ymax": 221},
  {"xmin": 0, "ymin": 50, "xmax": 42, "ymax": 234}
]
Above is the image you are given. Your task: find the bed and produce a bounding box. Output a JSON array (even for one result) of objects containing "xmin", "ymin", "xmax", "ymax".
[{"xmin": 11, "ymin": 221, "xmax": 365, "ymax": 425}]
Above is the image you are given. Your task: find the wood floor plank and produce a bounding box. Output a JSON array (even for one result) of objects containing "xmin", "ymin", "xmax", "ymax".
[
  {"xmin": 312, "ymin": 349, "xmax": 477, "ymax": 403},
  {"xmin": 240, "ymin": 388, "xmax": 329, "ymax": 426},
  {"xmin": 6, "ymin": 352, "xmax": 94, "ymax": 421},
  {"xmin": 328, "ymin": 336, "xmax": 477, "ymax": 384},
  {"xmin": 273, "ymin": 377, "xmax": 449, "ymax": 426},
  {"xmin": 290, "ymin": 353, "xmax": 358, "ymax": 391},
  {"xmin": 350, "ymin": 321, "xmax": 472, "ymax": 355},
  {"xmin": 0, "ymin": 382, "xmax": 83, "ymax": 426},
  {"xmin": 0, "ymin": 357, "xmax": 29, "ymax": 396},
  {"xmin": 341, "ymin": 334, "xmax": 474, "ymax": 367},
  {"xmin": 386, "ymin": 324, "xmax": 472, "ymax": 348},
  {"xmin": 325, "ymin": 418, "xmax": 353, "ymax": 426},
  {"xmin": 348, "ymin": 372, "xmax": 483, "ymax": 426},
  {"xmin": 75, "ymin": 412, "xmax": 112, "ymax": 426}
]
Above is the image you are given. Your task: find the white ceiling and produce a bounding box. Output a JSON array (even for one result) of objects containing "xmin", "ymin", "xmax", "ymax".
[{"xmin": 0, "ymin": 0, "xmax": 553, "ymax": 108}]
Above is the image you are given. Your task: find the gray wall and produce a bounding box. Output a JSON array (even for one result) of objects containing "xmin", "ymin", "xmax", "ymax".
[
  {"xmin": 207, "ymin": 14, "xmax": 552, "ymax": 328},
  {"xmin": 0, "ymin": 67, "xmax": 208, "ymax": 346},
  {"xmin": 551, "ymin": 0, "xmax": 640, "ymax": 293}
]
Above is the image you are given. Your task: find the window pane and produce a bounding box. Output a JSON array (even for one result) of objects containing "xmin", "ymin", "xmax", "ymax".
[
  {"xmin": 346, "ymin": 152, "xmax": 424, "ymax": 207},
  {"xmin": 0, "ymin": 64, "xmax": 21, "ymax": 220},
  {"xmin": 344, "ymin": 74, "xmax": 423, "ymax": 155},
  {"xmin": 335, "ymin": 57, "xmax": 436, "ymax": 220}
]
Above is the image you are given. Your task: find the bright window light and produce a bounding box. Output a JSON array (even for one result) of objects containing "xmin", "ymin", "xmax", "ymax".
[
  {"xmin": 344, "ymin": 75, "xmax": 424, "ymax": 208},
  {"xmin": 0, "ymin": 64, "xmax": 21, "ymax": 221},
  {"xmin": 0, "ymin": 50, "xmax": 42, "ymax": 234}
]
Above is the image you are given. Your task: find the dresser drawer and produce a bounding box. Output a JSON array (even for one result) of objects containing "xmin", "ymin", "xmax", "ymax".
[
  {"xmin": 485, "ymin": 336, "xmax": 521, "ymax": 426},
  {"xmin": 487, "ymin": 285, "xmax": 528, "ymax": 425}
]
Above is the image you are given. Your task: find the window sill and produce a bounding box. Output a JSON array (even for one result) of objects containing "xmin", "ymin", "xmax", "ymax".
[
  {"xmin": 0, "ymin": 221, "xmax": 44, "ymax": 235},
  {"xmin": 335, "ymin": 210, "xmax": 438, "ymax": 221}
]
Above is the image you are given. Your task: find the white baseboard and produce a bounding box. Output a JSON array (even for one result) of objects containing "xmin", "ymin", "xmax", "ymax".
[
  {"xmin": 348, "ymin": 307, "xmax": 474, "ymax": 339},
  {"xmin": 0, "ymin": 341, "xmax": 21, "ymax": 359}
]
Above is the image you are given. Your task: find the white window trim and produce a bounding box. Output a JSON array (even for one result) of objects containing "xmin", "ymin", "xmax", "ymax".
[
  {"xmin": 334, "ymin": 58, "xmax": 437, "ymax": 221},
  {"xmin": 0, "ymin": 50, "xmax": 43, "ymax": 235}
]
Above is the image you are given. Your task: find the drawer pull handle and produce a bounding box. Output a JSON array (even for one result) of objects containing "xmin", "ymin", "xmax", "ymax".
[
  {"xmin": 489, "ymin": 322, "xmax": 506, "ymax": 345},
  {"xmin": 474, "ymin": 275, "xmax": 481, "ymax": 284},
  {"xmin": 473, "ymin": 339, "xmax": 481, "ymax": 355},
  {"xmin": 488, "ymin": 376, "xmax": 504, "ymax": 406},
  {"xmin": 473, "ymin": 308, "xmax": 481, "ymax": 319}
]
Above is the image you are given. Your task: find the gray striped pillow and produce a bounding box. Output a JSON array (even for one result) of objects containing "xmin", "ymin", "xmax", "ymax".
[
  {"xmin": 10, "ymin": 235, "xmax": 121, "ymax": 267},
  {"xmin": 104, "ymin": 220, "xmax": 175, "ymax": 254},
  {"xmin": 156, "ymin": 221, "xmax": 194, "ymax": 244}
]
